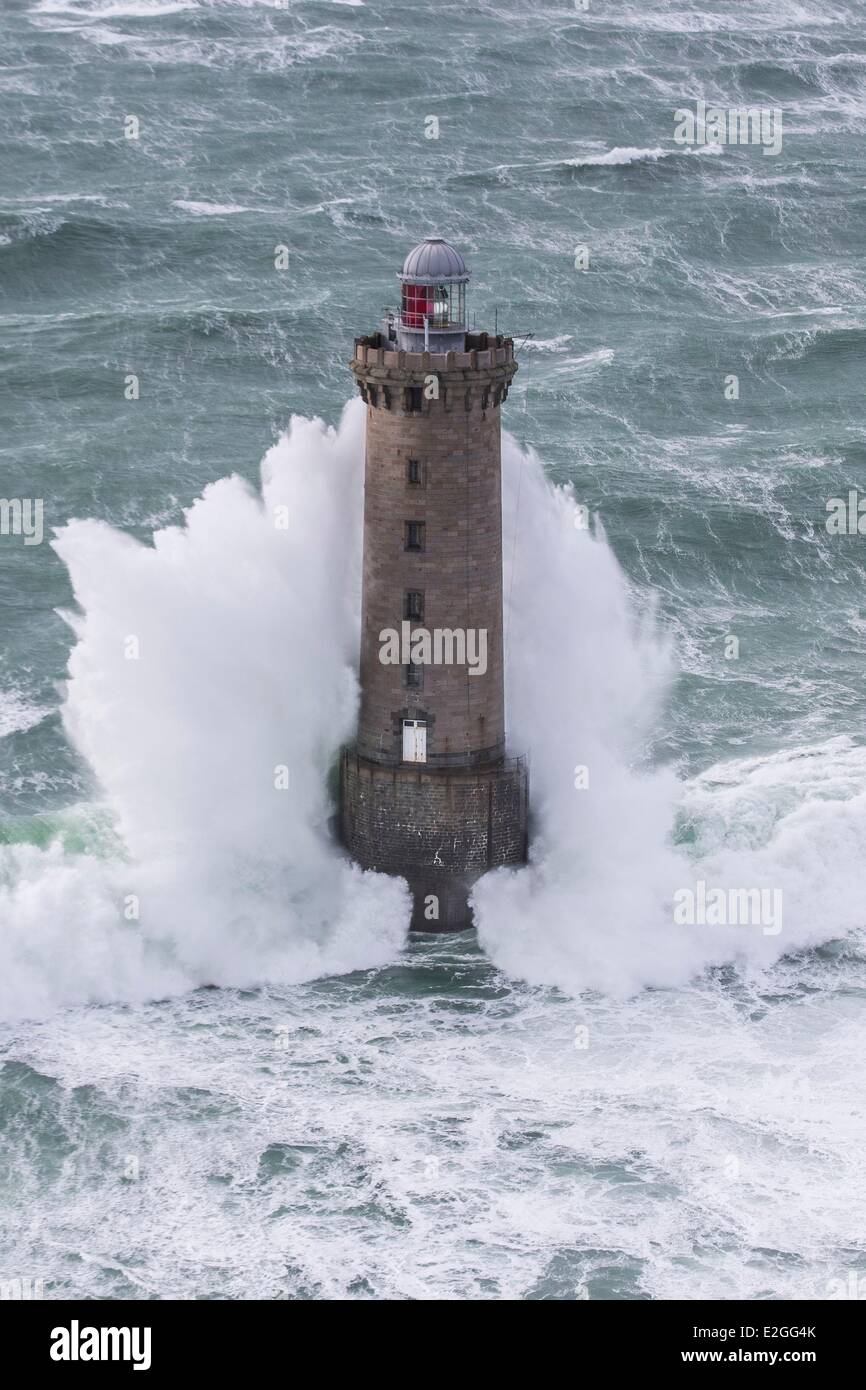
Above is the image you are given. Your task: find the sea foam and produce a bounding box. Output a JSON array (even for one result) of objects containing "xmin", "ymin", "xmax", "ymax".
[
  {"xmin": 0, "ymin": 403, "xmax": 408, "ymax": 1020},
  {"xmin": 473, "ymin": 435, "xmax": 866, "ymax": 995},
  {"xmin": 1, "ymin": 401, "xmax": 863, "ymax": 1019}
]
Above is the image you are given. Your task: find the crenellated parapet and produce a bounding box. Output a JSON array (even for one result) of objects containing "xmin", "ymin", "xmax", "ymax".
[{"xmin": 350, "ymin": 332, "xmax": 518, "ymax": 413}]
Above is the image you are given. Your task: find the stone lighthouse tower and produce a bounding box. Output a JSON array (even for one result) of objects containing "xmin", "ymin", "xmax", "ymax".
[{"xmin": 340, "ymin": 237, "xmax": 529, "ymax": 931}]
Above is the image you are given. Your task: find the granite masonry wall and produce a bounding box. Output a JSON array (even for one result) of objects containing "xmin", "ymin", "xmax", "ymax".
[{"xmin": 340, "ymin": 329, "xmax": 528, "ymax": 931}]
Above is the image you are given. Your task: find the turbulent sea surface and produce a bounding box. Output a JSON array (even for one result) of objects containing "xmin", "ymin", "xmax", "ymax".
[{"xmin": 2, "ymin": 0, "xmax": 866, "ymax": 1299}]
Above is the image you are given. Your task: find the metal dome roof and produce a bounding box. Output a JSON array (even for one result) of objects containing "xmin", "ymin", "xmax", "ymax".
[{"xmin": 400, "ymin": 237, "xmax": 469, "ymax": 283}]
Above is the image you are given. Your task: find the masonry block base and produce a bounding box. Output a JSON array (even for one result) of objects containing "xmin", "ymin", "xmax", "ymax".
[{"xmin": 340, "ymin": 748, "xmax": 529, "ymax": 932}]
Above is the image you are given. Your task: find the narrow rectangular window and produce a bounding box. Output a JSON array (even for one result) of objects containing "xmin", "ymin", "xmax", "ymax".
[
  {"xmin": 405, "ymin": 660, "xmax": 424, "ymax": 690},
  {"xmin": 402, "ymin": 719, "xmax": 427, "ymax": 762},
  {"xmin": 404, "ymin": 590, "xmax": 424, "ymax": 621},
  {"xmin": 407, "ymin": 457, "xmax": 424, "ymax": 486},
  {"xmin": 405, "ymin": 521, "xmax": 425, "ymax": 552},
  {"xmin": 406, "ymin": 386, "xmax": 423, "ymax": 413}
]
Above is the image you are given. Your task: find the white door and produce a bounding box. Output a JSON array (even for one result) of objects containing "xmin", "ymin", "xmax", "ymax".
[{"xmin": 402, "ymin": 719, "xmax": 427, "ymax": 763}]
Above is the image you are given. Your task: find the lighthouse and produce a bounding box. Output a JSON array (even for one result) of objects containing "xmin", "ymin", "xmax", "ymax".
[{"xmin": 340, "ymin": 237, "xmax": 529, "ymax": 931}]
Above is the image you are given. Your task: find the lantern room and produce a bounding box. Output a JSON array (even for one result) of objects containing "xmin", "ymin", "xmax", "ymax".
[{"xmin": 395, "ymin": 236, "xmax": 469, "ymax": 353}]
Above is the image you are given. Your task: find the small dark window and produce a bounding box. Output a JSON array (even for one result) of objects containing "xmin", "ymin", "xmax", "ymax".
[
  {"xmin": 481, "ymin": 387, "xmax": 490, "ymax": 411},
  {"xmin": 405, "ymin": 590, "xmax": 424, "ymax": 621},
  {"xmin": 407, "ymin": 457, "xmax": 424, "ymax": 486},
  {"xmin": 367, "ymin": 386, "xmax": 378, "ymax": 408},
  {"xmin": 405, "ymin": 661, "xmax": 424, "ymax": 690},
  {"xmin": 406, "ymin": 386, "xmax": 423, "ymax": 413},
  {"xmin": 405, "ymin": 521, "xmax": 425, "ymax": 552}
]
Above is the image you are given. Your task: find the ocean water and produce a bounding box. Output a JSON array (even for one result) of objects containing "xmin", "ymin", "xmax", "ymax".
[{"xmin": 1, "ymin": 0, "xmax": 866, "ymax": 1301}]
